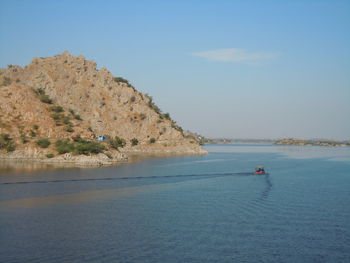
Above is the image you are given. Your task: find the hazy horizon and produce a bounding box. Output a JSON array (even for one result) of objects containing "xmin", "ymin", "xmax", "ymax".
[{"xmin": 1, "ymin": 0, "xmax": 349, "ymax": 140}]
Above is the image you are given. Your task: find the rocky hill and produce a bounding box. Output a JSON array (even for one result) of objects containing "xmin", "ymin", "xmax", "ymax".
[{"xmin": 0, "ymin": 51, "xmax": 206, "ymax": 165}]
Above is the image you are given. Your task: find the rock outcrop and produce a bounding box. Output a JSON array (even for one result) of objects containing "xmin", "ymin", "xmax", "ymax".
[{"xmin": 0, "ymin": 51, "xmax": 206, "ymax": 165}]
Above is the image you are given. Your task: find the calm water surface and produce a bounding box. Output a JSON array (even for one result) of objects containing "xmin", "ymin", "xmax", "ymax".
[{"xmin": 1, "ymin": 144, "xmax": 350, "ymax": 262}]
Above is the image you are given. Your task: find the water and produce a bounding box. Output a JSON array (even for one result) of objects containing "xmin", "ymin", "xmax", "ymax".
[{"xmin": 1, "ymin": 144, "xmax": 350, "ymax": 263}]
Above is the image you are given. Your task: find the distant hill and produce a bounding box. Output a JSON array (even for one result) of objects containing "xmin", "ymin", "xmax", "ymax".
[
  {"xmin": 274, "ymin": 138, "xmax": 350, "ymax": 147},
  {"xmin": 197, "ymin": 137, "xmax": 276, "ymax": 144},
  {"xmin": 0, "ymin": 51, "xmax": 205, "ymax": 165}
]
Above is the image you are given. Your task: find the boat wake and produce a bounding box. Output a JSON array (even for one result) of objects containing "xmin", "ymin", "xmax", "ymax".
[{"xmin": 0, "ymin": 172, "xmax": 255, "ymax": 185}]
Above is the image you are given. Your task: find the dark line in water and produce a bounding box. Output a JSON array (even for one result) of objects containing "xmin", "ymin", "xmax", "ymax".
[
  {"xmin": 0, "ymin": 172, "xmax": 261, "ymax": 185},
  {"xmin": 259, "ymin": 174, "xmax": 273, "ymax": 200}
]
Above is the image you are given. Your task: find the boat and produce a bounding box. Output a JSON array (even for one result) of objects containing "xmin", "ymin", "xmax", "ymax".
[{"xmin": 254, "ymin": 166, "xmax": 266, "ymax": 175}]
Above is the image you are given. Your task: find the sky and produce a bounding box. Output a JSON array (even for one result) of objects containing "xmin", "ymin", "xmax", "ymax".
[{"xmin": 1, "ymin": 0, "xmax": 349, "ymax": 140}]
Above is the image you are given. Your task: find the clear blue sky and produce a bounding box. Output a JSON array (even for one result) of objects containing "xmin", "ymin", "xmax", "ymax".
[{"xmin": 1, "ymin": 0, "xmax": 349, "ymax": 140}]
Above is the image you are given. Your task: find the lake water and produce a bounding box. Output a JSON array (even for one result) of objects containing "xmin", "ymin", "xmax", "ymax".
[{"xmin": 1, "ymin": 144, "xmax": 350, "ymax": 263}]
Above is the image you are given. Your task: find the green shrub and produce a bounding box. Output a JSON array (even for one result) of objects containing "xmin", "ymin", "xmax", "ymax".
[
  {"xmin": 46, "ymin": 153, "xmax": 54, "ymax": 158},
  {"xmin": 32, "ymin": 124, "xmax": 39, "ymax": 130},
  {"xmin": 171, "ymin": 123, "xmax": 183, "ymax": 134},
  {"xmin": 0, "ymin": 141, "xmax": 5, "ymax": 149},
  {"xmin": 55, "ymin": 139, "xmax": 74, "ymax": 154},
  {"xmin": 1, "ymin": 77, "xmax": 12, "ymax": 86},
  {"xmin": 130, "ymin": 96, "xmax": 136, "ymax": 103},
  {"xmin": 148, "ymin": 100, "xmax": 161, "ymax": 114},
  {"xmin": 113, "ymin": 77, "xmax": 131, "ymax": 86},
  {"xmin": 29, "ymin": 130, "xmax": 37, "ymax": 137},
  {"xmin": 50, "ymin": 106, "xmax": 64, "ymax": 113},
  {"xmin": 163, "ymin": 113, "xmax": 170, "ymax": 120},
  {"xmin": 149, "ymin": 138, "xmax": 156, "ymax": 143},
  {"xmin": 39, "ymin": 94, "xmax": 53, "ymax": 104},
  {"xmin": 68, "ymin": 109, "xmax": 82, "ymax": 120},
  {"xmin": 131, "ymin": 138, "xmax": 139, "ymax": 146},
  {"xmin": 63, "ymin": 116, "xmax": 72, "ymax": 125},
  {"xmin": 72, "ymin": 135, "xmax": 83, "ymax": 142},
  {"xmin": 0, "ymin": 133, "xmax": 11, "ymax": 141},
  {"xmin": 35, "ymin": 88, "xmax": 53, "ymax": 104},
  {"xmin": 65, "ymin": 125, "xmax": 74, "ymax": 133},
  {"xmin": 74, "ymin": 140, "xmax": 105, "ymax": 155},
  {"xmin": 20, "ymin": 134, "xmax": 29, "ymax": 144},
  {"xmin": 109, "ymin": 136, "xmax": 126, "ymax": 149},
  {"xmin": 140, "ymin": 113, "xmax": 146, "ymax": 120},
  {"xmin": 36, "ymin": 138, "xmax": 51, "ymax": 148},
  {"xmin": 6, "ymin": 142, "xmax": 16, "ymax": 152},
  {"xmin": 74, "ymin": 114, "xmax": 82, "ymax": 120},
  {"xmin": 55, "ymin": 139, "xmax": 105, "ymax": 155},
  {"xmin": 0, "ymin": 134, "xmax": 15, "ymax": 151},
  {"xmin": 50, "ymin": 113, "xmax": 63, "ymax": 120},
  {"xmin": 35, "ymin": 88, "xmax": 45, "ymax": 95}
]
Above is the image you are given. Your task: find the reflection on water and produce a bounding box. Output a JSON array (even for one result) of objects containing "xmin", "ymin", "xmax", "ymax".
[
  {"xmin": 0, "ymin": 160, "xmax": 86, "ymax": 174},
  {"xmin": 0, "ymin": 152, "xmax": 203, "ymax": 175},
  {"xmin": 0, "ymin": 184, "xmax": 156, "ymax": 208}
]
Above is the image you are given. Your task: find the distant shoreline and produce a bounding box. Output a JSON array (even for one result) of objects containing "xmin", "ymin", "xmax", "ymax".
[
  {"xmin": 274, "ymin": 138, "xmax": 350, "ymax": 147},
  {"xmin": 200, "ymin": 138, "xmax": 275, "ymax": 144},
  {"xmin": 201, "ymin": 138, "xmax": 350, "ymax": 147}
]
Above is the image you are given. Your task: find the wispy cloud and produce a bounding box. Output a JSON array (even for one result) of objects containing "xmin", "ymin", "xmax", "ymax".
[{"xmin": 192, "ymin": 48, "xmax": 280, "ymax": 63}]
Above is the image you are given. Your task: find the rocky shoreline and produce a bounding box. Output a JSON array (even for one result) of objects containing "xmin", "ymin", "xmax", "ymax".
[
  {"xmin": 0, "ymin": 151, "xmax": 127, "ymax": 167},
  {"xmin": 0, "ymin": 144, "xmax": 207, "ymax": 169}
]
